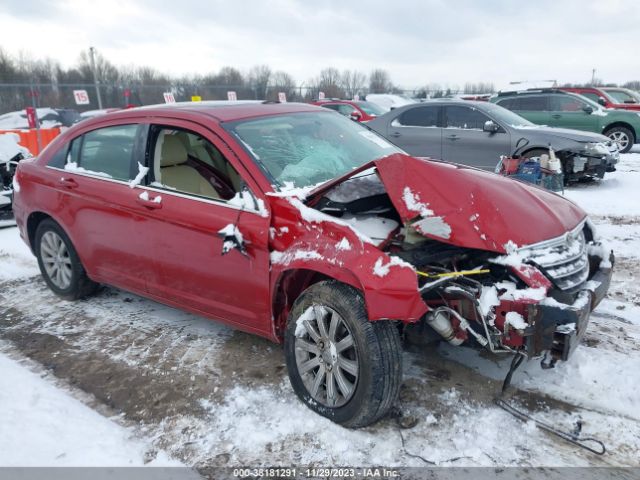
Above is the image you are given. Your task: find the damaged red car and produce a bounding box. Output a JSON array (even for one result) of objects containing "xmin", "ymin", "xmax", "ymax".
[{"xmin": 12, "ymin": 102, "xmax": 614, "ymax": 427}]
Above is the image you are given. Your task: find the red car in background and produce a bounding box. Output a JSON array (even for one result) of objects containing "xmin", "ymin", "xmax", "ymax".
[
  {"xmin": 560, "ymin": 87, "xmax": 640, "ymax": 111},
  {"xmin": 311, "ymin": 99, "xmax": 386, "ymax": 122},
  {"xmin": 12, "ymin": 102, "xmax": 613, "ymax": 427}
]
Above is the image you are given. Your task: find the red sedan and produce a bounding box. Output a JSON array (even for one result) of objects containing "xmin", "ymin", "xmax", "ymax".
[
  {"xmin": 12, "ymin": 102, "xmax": 613, "ymax": 426},
  {"xmin": 311, "ymin": 99, "xmax": 386, "ymax": 122},
  {"xmin": 560, "ymin": 87, "xmax": 640, "ymax": 111}
]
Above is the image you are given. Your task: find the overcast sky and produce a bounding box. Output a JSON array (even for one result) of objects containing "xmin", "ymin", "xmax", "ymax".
[{"xmin": 1, "ymin": 0, "xmax": 638, "ymax": 88}]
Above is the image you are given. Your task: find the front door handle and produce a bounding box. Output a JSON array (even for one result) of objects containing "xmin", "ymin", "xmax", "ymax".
[
  {"xmin": 58, "ymin": 177, "xmax": 78, "ymax": 189},
  {"xmin": 389, "ymin": 131, "xmax": 402, "ymax": 138},
  {"xmin": 136, "ymin": 196, "xmax": 162, "ymax": 209},
  {"xmin": 446, "ymin": 135, "xmax": 460, "ymax": 141},
  {"xmin": 552, "ymin": 114, "xmax": 562, "ymax": 119}
]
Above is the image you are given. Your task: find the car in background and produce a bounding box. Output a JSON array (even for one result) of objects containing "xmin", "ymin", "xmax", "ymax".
[
  {"xmin": 311, "ymin": 99, "xmax": 386, "ymax": 122},
  {"xmin": 0, "ymin": 108, "xmax": 81, "ymax": 130},
  {"xmin": 366, "ymin": 100, "xmax": 618, "ymax": 181},
  {"xmin": 79, "ymin": 108, "xmax": 124, "ymax": 121},
  {"xmin": 11, "ymin": 102, "xmax": 613, "ymax": 427},
  {"xmin": 559, "ymin": 87, "xmax": 640, "ymax": 112},
  {"xmin": 365, "ymin": 94, "xmax": 416, "ymax": 112},
  {"xmin": 490, "ymin": 89, "xmax": 640, "ymax": 153}
]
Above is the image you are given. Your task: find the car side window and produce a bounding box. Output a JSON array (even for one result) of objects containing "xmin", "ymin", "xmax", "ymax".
[
  {"xmin": 550, "ymin": 95, "xmax": 588, "ymax": 112},
  {"xmin": 150, "ymin": 127, "xmax": 244, "ymax": 202},
  {"xmin": 396, "ymin": 106, "xmax": 439, "ymax": 127},
  {"xmin": 322, "ymin": 104, "xmax": 341, "ymax": 112},
  {"xmin": 64, "ymin": 124, "xmax": 140, "ymax": 181},
  {"xmin": 509, "ymin": 96, "xmax": 548, "ymax": 111},
  {"xmin": 336, "ymin": 104, "xmax": 356, "ymax": 116},
  {"xmin": 496, "ymin": 98, "xmax": 514, "ymax": 110},
  {"xmin": 445, "ymin": 106, "xmax": 490, "ymax": 130},
  {"xmin": 581, "ymin": 92, "xmax": 602, "ymax": 103}
]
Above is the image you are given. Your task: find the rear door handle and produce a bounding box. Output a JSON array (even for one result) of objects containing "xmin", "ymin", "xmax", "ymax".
[
  {"xmin": 389, "ymin": 131, "xmax": 402, "ymax": 138},
  {"xmin": 58, "ymin": 177, "xmax": 78, "ymax": 189},
  {"xmin": 446, "ymin": 135, "xmax": 460, "ymax": 141},
  {"xmin": 552, "ymin": 114, "xmax": 562, "ymax": 119}
]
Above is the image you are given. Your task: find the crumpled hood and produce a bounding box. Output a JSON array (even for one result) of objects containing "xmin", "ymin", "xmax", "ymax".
[
  {"xmin": 513, "ymin": 125, "xmax": 610, "ymax": 144},
  {"xmin": 374, "ymin": 154, "xmax": 586, "ymax": 254}
]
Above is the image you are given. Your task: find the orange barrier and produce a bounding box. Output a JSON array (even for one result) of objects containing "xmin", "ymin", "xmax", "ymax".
[{"xmin": 0, "ymin": 127, "xmax": 62, "ymax": 155}]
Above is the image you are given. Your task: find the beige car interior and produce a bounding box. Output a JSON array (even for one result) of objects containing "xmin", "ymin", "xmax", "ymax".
[{"xmin": 154, "ymin": 130, "xmax": 243, "ymax": 200}]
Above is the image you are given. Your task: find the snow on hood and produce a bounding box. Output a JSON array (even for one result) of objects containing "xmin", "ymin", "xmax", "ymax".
[
  {"xmin": 373, "ymin": 154, "xmax": 586, "ymax": 254},
  {"xmin": 0, "ymin": 133, "xmax": 31, "ymax": 162}
]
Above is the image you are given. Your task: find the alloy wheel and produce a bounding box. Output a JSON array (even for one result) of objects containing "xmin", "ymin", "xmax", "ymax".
[
  {"xmin": 294, "ymin": 305, "xmax": 359, "ymax": 407},
  {"xmin": 40, "ymin": 231, "xmax": 73, "ymax": 289},
  {"xmin": 608, "ymin": 131, "xmax": 630, "ymax": 150}
]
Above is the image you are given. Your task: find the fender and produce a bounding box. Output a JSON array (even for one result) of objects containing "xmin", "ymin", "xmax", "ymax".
[{"xmin": 268, "ymin": 195, "xmax": 427, "ymax": 323}]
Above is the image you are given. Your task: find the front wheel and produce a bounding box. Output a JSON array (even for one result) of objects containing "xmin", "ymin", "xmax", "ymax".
[
  {"xmin": 604, "ymin": 126, "xmax": 634, "ymax": 153},
  {"xmin": 284, "ymin": 281, "xmax": 402, "ymax": 428}
]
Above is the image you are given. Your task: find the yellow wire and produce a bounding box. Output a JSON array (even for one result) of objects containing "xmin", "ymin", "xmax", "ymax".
[{"xmin": 416, "ymin": 269, "xmax": 490, "ymax": 279}]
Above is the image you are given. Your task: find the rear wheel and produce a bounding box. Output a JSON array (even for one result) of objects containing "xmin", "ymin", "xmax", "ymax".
[
  {"xmin": 284, "ymin": 281, "xmax": 402, "ymax": 428},
  {"xmin": 35, "ymin": 218, "xmax": 99, "ymax": 300},
  {"xmin": 604, "ymin": 126, "xmax": 634, "ymax": 153}
]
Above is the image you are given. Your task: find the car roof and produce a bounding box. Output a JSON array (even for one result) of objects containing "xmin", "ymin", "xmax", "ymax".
[
  {"xmin": 496, "ymin": 88, "xmax": 569, "ymax": 97},
  {"xmin": 81, "ymin": 101, "xmax": 324, "ymax": 124}
]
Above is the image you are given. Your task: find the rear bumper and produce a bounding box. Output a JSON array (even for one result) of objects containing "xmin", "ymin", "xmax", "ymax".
[{"xmin": 525, "ymin": 251, "xmax": 614, "ymax": 361}]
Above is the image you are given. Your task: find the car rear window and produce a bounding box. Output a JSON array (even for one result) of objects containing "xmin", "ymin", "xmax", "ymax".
[
  {"xmin": 66, "ymin": 125, "xmax": 140, "ymax": 180},
  {"xmin": 397, "ymin": 106, "xmax": 439, "ymax": 127}
]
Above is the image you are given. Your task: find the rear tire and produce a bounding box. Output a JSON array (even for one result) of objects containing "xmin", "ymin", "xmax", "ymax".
[
  {"xmin": 35, "ymin": 218, "xmax": 99, "ymax": 300},
  {"xmin": 604, "ymin": 126, "xmax": 634, "ymax": 153},
  {"xmin": 284, "ymin": 281, "xmax": 402, "ymax": 428}
]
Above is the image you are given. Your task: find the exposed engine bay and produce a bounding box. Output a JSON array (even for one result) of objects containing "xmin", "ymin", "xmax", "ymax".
[{"xmin": 309, "ymin": 167, "xmax": 614, "ymax": 366}]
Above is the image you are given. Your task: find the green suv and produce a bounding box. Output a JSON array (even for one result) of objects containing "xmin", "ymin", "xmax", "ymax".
[{"xmin": 491, "ymin": 89, "xmax": 640, "ymax": 153}]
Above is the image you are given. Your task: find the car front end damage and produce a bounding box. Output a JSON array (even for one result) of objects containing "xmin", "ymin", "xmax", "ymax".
[
  {"xmin": 559, "ymin": 141, "xmax": 619, "ymax": 181},
  {"xmin": 407, "ymin": 220, "xmax": 614, "ymax": 366},
  {"xmin": 287, "ymin": 153, "xmax": 614, "ymax": 367}
]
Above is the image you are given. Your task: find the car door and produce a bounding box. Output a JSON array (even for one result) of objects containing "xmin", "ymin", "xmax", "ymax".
[
  {"xmin": 45, "ymin": 122, "xmax": 160, "ymax": 293},
  {"xmin": 548, "ymin": 94, "xmax": 600, "ymax": 132},
  {"xmin": 135, "ymin": 121, "xmax": 272, "ymax": 335},
  {"xmin": 386, "ymin": 105, "xmax": 442, "ymax": 158},
  {"xmin": 441, "ymin": 105, "xmax": 511, "ymax": 170}
]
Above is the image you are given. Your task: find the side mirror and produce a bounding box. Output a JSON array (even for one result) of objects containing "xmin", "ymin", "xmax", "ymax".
[
  {"xmin": 218, "ymin": 224, "xmax": 248, "ymax": 256},
  {"xmin": 583, "ymin": 105, "xmax": 594, "ymax": 114},
  {"xmin": 483, "ymin": 120, "xmax": 500, "ymax": 133},
  {"xmin": 350, "ymin": 110, "xmax": 362, "ymax": 121},
  {"xmin": 597, "ymin": 98, "xmax": 607, "ymax": 106}
]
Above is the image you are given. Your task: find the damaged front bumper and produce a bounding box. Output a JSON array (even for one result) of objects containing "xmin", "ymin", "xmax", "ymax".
[{"xmin": 525, "ymin": 251, "xmax": 614, "ymax": 362}]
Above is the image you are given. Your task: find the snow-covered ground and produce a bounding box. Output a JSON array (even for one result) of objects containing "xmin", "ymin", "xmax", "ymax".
[
  {"xmin": 0, "ymin": 152, "xmax": 638, "ymax": 469},
  {"xmin": 0, "ymin": 352, "xmax": 181, "ymax": 467}
]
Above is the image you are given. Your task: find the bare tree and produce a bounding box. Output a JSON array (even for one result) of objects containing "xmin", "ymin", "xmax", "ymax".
[
  {"xmin": 269, "ymin": 70, "xmax": 297, "ymax": 101},
  {"xmin": 248, "ymin": 65, "xmax": 271, "ymax": 99},
  {"xmin": 340, "ymin": 69, "xmax": 367, "ymax": 99},
  {"xmin": 369, "ymin": 69, "xmax": 393, "ymax": 94},
  {"xmin": 623, "ymin": 80, "xmax": 640, "ymax": 91},
  {"xmin": 313, "ymin": 67, "xmax": 344, "ymax": 98}
]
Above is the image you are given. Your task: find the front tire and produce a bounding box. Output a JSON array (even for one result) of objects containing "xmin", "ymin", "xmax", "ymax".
[
  {"xmin": 604, "ymin": 126, "xmax": 634, "ymax": 153},
  {"xmin": 35, "ymin": 218, "xmax": 99, "ymax": 300},
  {"xmin": 284, "ymin": 281, "xmax": 402, "ymax": 428}
]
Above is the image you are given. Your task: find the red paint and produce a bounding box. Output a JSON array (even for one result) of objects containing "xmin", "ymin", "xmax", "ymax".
[{"xmin": 25, "ymin": 107, "xmax": 37, "ymax": 129}]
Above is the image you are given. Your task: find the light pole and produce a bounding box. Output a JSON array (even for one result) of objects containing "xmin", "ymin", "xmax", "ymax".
[
  {"xmin": 89, "ymin": 47, "xmax": 103, "ymax": 109},
  {"xmin": 591, "ymin": 68, "xmax": 596, "ymax": 86}
]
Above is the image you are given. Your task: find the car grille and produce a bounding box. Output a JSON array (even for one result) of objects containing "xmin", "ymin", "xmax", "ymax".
[{"xmin": 520, "ymin": 224, "xmax": 589, "ymax": 291}]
